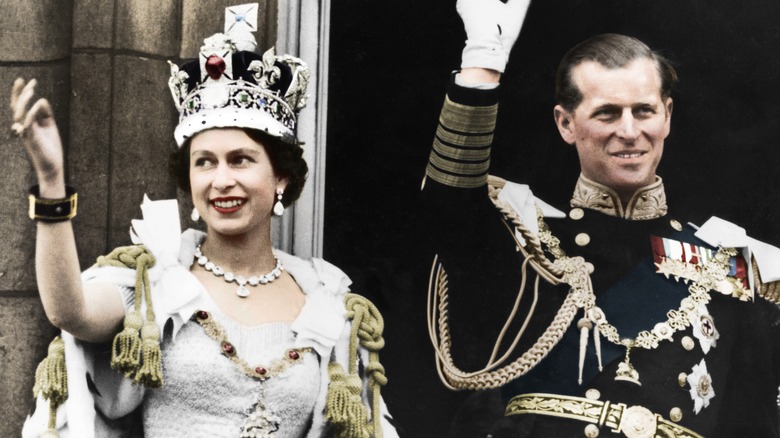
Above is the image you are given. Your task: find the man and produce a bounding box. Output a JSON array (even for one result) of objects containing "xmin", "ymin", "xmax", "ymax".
[{"xmin": 423, "ymin": 1, "xmax": 780, "ymax": 436}]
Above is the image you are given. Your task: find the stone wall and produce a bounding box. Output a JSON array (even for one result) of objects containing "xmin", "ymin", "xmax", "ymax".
[{"xmin": 0, "ymin": 1, "xmax": 277, "ymax": 434}]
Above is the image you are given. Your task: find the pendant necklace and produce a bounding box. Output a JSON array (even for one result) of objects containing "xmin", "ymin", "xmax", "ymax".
[
  {"xmin": 195, "ymin": 245, "xmax": 284, "ymax": 298},
  {"xmin": 193, "ymin": 310, "xmax": 312, "ymax": 436}
]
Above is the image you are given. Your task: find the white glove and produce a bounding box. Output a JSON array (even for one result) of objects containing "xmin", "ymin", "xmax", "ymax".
[{"xmin": 457, "ymin": 0, "xmax": 531, "ymax": 72}]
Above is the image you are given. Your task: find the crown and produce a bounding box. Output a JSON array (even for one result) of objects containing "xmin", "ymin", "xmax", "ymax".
[{"xmin": 168, "ymin": 3, "xmax": 310, "ymax": 146}]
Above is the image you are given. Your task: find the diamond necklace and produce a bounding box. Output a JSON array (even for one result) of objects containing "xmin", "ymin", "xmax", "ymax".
[{"xmin": 194, "ymin": 245, "xmax": 284, "ymax": 298}]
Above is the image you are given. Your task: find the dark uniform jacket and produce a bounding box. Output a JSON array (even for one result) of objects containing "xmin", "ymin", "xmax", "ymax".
[{"xmin": 422, "ymin": 78, "xmax": 780, "ymax": 438}]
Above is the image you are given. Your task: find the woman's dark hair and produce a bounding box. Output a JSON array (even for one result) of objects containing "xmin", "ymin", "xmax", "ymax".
[
  {"xmin": 555, "ymin": 33, "xmax": 678, "ymax": 112},
  {"xmin": 168, "ymin": 128, "xmax": 308, "ymax": 207}
]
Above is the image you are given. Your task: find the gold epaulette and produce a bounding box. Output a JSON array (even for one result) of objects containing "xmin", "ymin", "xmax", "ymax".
[
  {"xmin": 487, "ymin": 175, "xmax": 565, "ymax": 285},
  {"xmin": 753, "ymin": 258, "xmax": 780, "ymax": 304}
]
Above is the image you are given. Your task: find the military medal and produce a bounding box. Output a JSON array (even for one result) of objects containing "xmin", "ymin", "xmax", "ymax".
[
  {"xmin": 480, "ymin": 188, "xmax": 736, "ymax": 393},
  {"xmin": 583, "ymin": 246, "xmax": 736, "ymax": 386},
  {"xmin": 690, "ymin": 303, "xmax": 719, "ymax": 354},
  {"xmin": 686, "ymin": 359, "xmax": 715, "ymax": 414},
  {"xmin": 651, "ymin": 236, "xmax": 751, "ymax": 300}
]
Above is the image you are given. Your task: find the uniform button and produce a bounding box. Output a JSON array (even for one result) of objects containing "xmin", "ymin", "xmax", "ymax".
[
  {"xmin": 585, "ymin": 262, "xmax": 595, "ymax": 274},
  {"xmin": 670, "ymin": 219, "xmax": 683, "ymax": 231},
  {"xmin": 681, "ymin": 336, "xmax": 695, "ymax": 351},
  {"xmin": 670, "ymin": 407, "xmax": 683, "ymax": 422},
  {"xmin": 584, "ymin": 424, "xmax": 600, "ymax": 437},
  {"xmin": 678, "ymin": 372, "xmax": 688, "ymax": 387},
  {"xmin": 569, "ymin": 208, "xmax": 584, "ymax": 220},
  {"xmin": 575, "ymin": 233, "xmax": 590, "ymax": 246}
]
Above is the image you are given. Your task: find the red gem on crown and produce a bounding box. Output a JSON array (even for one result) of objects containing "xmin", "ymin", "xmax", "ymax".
[
  {"xmin": 205, "ymin": 55, "xmax": 226, "ymax": 80},
  {"xmin": 255, "ymin": 366, "xmax": 267, "ymax": 375},
  {"xmin": 288, "ymin": 350, "xmax": 300, "ymax": 360}
]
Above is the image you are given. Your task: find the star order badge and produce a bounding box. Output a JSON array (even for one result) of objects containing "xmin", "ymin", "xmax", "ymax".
[
  {"xmin": 686, "ymin": 359, "xmax": 715, "ymax": 414},
  {"xmin": 689, "ymin": 303, "xmax": 719, "ymax": 354}
]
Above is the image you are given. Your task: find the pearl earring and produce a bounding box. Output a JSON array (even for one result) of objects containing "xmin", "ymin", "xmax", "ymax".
[
  {"xmin": 191, "ymin": 207, "xmax": 200, "ymax": 222},
  {"xmin": 273, "ymin": 189, "xmax": 285, "ymax": 216}
]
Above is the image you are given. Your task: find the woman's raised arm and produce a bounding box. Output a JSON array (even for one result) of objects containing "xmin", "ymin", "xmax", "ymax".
[{"xmin": 11, "ymin": 78, "xmax": 125, "ymax": 343}]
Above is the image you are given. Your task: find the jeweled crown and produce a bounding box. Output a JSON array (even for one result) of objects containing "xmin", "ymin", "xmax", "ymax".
[{"xmin": 168, "ymin": 3, "xmax": 310, "ymax": 146}]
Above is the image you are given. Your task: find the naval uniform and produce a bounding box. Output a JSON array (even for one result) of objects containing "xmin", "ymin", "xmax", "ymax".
[{"xmin": 422, "ymin": 77, "xmax": 780, "ymax": 438}]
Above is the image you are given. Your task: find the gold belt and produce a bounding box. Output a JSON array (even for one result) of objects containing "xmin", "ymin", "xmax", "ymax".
[{"xmin": 505, "ymin": 393, "xmax": 703, "ymax": 438}]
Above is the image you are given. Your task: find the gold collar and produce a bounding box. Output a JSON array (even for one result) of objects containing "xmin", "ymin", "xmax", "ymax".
[{"xmin": 570, "ymin": 174, "xmax": 668, "ymax": 220}]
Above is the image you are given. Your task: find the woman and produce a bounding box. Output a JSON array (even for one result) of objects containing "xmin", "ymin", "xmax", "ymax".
[{"xmin": 15, "ymin": 6, "xmax": 396, "ymax": 438}]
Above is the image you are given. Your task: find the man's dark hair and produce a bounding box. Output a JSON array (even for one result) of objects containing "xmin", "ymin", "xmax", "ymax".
[
  {"xmin": 168, "ymin": 128, "xmax": 308, "ymax": 207},
  {"xmin": 555, "ymin": 33, "xmax": 678, "ymax": 112}
]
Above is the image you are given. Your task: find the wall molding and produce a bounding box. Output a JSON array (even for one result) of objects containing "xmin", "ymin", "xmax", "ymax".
[{"xmin": 273, "ymin": 0, "xmax": 330, "ymax": 259}]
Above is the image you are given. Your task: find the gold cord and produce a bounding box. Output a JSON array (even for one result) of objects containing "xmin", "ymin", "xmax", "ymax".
[
  {"xmin": 427, "ymin": 256, "xmax": 579, "ymax": 390},
  {"xmin": 326, "ymin": 293, "xmax": 387, "ymax": 438},
  {"xmin": 33, "ymin": 336, "xmax": 68, "ymax": 430},
  {"xmin": 426, "ymin": 176, "xmax": 591, "ymax": 390},
  {"xmin": 96, "ymin": 245, "xmax": 163, "ymax": 387}
]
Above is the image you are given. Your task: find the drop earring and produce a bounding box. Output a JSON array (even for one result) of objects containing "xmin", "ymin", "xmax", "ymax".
[
  {"xmin": 191, "ymin": 207, "xmax": 200, "ymax": 222},
  {"xmin": 273, "ymin": 189, "xmax": 285, "ymax": 216}
]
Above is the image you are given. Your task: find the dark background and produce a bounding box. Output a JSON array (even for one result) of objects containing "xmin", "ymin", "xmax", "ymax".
[{"xmin": 325, "ymin": 1, "xmax": 780, "ymax": 436}]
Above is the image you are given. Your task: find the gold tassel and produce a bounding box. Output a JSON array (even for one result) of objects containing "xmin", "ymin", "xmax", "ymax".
[
  {"xmin": 33, "ymin": 336, "xmax": 68, "ymax": 434},
  {"xmin": 98, "ymin": 245, "xmax": 163, "ymax": 388},
  {"xmin": 326, "ymin": 362, "xmax": 370, "ymax": 438},
  {"xmin": 339, "ymin": 293, "xmax": 388, "ymax": 438},
  {"xmin": 111, "ymin": 310, "xmax": 143, "ymax": 377},
  {"xmin": 33, "ymin": 336, "xmax": 68, "ymax": 406},
  {"xmin": 134, "ymin": 321, "xmax": 163, "ymax": 388}
]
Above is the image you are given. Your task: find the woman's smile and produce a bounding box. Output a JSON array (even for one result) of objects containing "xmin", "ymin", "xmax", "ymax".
[{"xmin": 211, "ymin": 197, "xmax": 246, "ymax": 213}]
